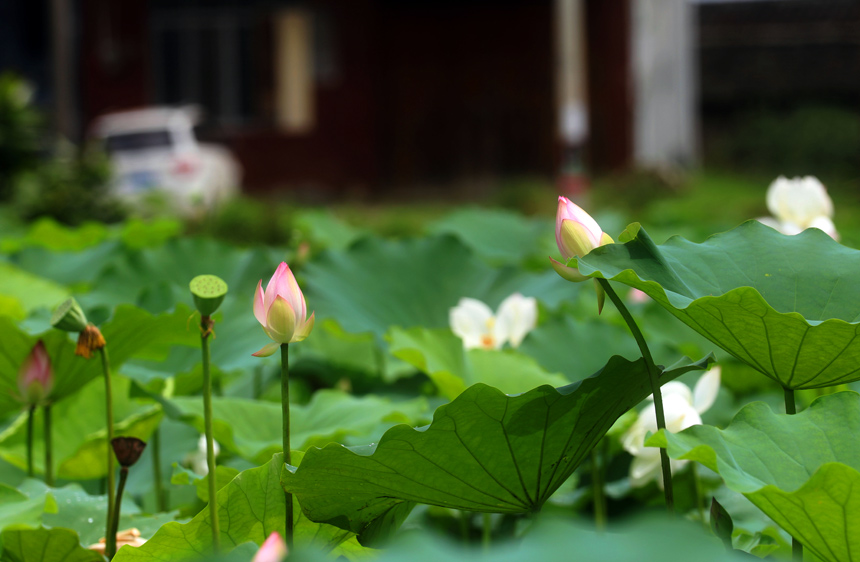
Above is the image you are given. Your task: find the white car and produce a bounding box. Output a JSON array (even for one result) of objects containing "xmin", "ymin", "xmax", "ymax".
[{"xmin": 91, "ymin": 107, "xmax": 240, "ymax": 216}]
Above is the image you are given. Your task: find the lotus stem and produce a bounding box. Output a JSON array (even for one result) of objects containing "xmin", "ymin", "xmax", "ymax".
[
  {"xmin": 591, "ymin": 445, "xmax": 606, "ymax": 531},
  {"xmin": 482, "ymin": 512, "xmax": 491, "ymax": 549},
  {"xmin": 692, "ymin": 463, "xmax": 705, "ymax": 529},
  {"xmin": 784, "ymin": 387, "xmax": 797, "ymax": 415},
  {"xmin": 200, "ymin": 315, "xmax": 221, "ymax": 553},
  {"xmin": 99, "ymin": 346, "xmax": 116, "ymax": 556},
  {"xmin": 26, "ymin": 405, "xmax": 35, "ymax": 478},
  {"xmin": 783, "ymin": 386, "xmax": 802, "ymax": 559},
  {"xmin": 106, "ymin": 466, "xmax": 129, "ymax": 559},
  {"xmin": 280, "ymin": 343, "xmax": 293, "ymax": 547},
  {"xmin": 597, "ymin": 278, "xmax": 674, "ymax": 513},
  {"xmin": 43, "ymin": 404, "xmax": 53, "ymax": 486},
  {"xmin": 152, "ymin": 426, "xmax": 166, "ymax": 512}
]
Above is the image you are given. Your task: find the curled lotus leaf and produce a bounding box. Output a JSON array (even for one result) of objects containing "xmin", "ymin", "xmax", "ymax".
[{"xmin": 577, "ymin": 221, "xmax": 860, "ymax": 389}]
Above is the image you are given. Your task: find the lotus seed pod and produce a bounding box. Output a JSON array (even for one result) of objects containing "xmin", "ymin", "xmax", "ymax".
[
  {"xmin": 51, "ymin": 298, "xmax": 89, "ymax": 333},
  {"xmin": 190, "ymin": 275, "xmax": 228, "ymax": 317},
  {"xmin": 111, "ymin": 437, "xmax": 147, "ymax": 468}
]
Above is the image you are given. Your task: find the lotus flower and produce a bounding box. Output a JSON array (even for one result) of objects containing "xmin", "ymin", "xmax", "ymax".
[
  {"xmin": 550, "ymin": 196, "xmax": 614, "ymax": 312},
  {"xmin": 449, "ymin": 293, "xmax": 537, "ymax": 350},
  {"xmin": 186, "ymin": 434, "xmax": 220, "ymax": 476},
  {"xmin": 253, "ymin": 262, "xmax": 315, "ymax": 357},
  {"xmin": 621, "ymin": 367, "xmax": 721, "ymax": 488},
  {"xmin": 17, "ymin": 341, "xmax": 52, "ymax": 406},
  {"xmin": 253, "ymin": 532, "xmax": 288, "ymax": 562},
  {"xmin": 757, "ymin": 176, "xmax": 838, "ymax": 240}
]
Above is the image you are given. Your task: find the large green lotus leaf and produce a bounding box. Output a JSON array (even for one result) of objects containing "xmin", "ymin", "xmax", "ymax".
[
  {"xmin": 283, "ymin": 354, "xmax": 712, "ymax": 534},
  {"xmin": 0, "ymin": 377, "xmax": 162, "ymax": 479},
  {"xmin": 302, "ymin": 235, "xmax": 572, "ymax": 338},
  {"xmin": 387, "ymin": 326, "xmax": 569, "ymax": 399},
  {"xmin": 329, "ymin": 516, "xmax": 734, "ymax": 562},
  {"xmin": 515, "ymin": 315, "xmax": 641, "ymax": 381},
  {"xmin": 0, "ymin": 483, "xmax": 54, "ymax": 532},
  {"xmin": 0, "ymin": 527, "xmax": 102, "ymax": 562},
  {"xmin": 427, "ymin": 208, "xmax": 554, "ymax": 265},
  {"xmin": 3, "ymin": 479, "xmax": 175, "ymax": 548},
  {"xmin": 576, "ymin": 221, "xmax": 860, "ymax": 389},
  {"xmin": 0, "ymin": 262, "xmax": 69, "ymax": 318},
  {"xmin": 8, "ymin": 241, "xmax": 124, "ymax": 288},
  {"xmin": 113, "ymin": 453, "xmax": 363, "ymax": 562},
  {"xmin": 167, "ymin": 390, "xmax": 428, "ymax": 464},
  {"xmin": 653, "ymin": 391, "xmax": 860, "ymax": 562}
]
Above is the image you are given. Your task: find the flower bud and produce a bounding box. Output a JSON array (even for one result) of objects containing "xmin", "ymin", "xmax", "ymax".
[
  {"xmin": 17, "ymin": 341, "xmax": 53, "ymax": 406},
  {"xmin": 252, "ymin": 262, "xmax": 314, "ymax": 357},
  {"xmin": 51, "ymin": 298, "xmax": 89, "ymax": 333},
  {"xmin": 253, "ymin": 532, "xmax": 288, "ymax": 562}
]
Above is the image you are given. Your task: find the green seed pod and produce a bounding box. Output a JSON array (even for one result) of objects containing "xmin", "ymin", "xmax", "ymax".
[
  {"xmin": 190, "ymin": 275, "xmax": 228, "ymax": 317},
  {"xmin": 50, "ymin": 298, "xmax": 89, "ymax": 333}
]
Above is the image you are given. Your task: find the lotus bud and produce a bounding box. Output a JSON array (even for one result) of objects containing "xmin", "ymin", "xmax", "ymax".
[
  {"xmin": 17, "ymin": 341, "xmax": 53, "ymax": 406},
  {"xmin": 252, "ymin": 262, "xmax": 315, "ymax": 357}
]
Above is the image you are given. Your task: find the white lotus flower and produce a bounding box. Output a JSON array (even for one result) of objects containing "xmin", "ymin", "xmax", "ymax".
[
  {"xmin": 186, "ymin": 434, "xmax": 220, "ymax": 476},
  {"xmin": 621, "ymin": 367, "xmax": 721, "ymax": 488},
  {"xmin": 757, "ymin": 176, "xmax": 838, "ymax": 240},
  {"xmin": 449, "ymin": 293, "xmax": 537, "ymax": 350}
]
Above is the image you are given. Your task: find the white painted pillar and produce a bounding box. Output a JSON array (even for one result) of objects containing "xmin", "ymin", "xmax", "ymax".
[{"xmin": 631, "ymin": 0, "xmax": 698, "ymax": 167}]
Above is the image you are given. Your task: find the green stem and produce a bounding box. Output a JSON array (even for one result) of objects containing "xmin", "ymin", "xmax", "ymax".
[
  {"xmin": 784, "ymin": 387, "xmax": 797, "ymax": 415},
  {"xmin": 591, "ymin": 446, "xmax": 606, "ymax": 531},
  {"xmin": 692, "ymin": 463, "xmax": 705, "ymax": 529},
  {"xmin": 152, "ymin": 426, "xmax": 166, "ymax": 512},
  {"xmin": 280, "ymin": 343, "xmax": 293, "ymax": 548},
  {"xmin": 43, "ymin": 404, "xmax": 53, "ymax": 486},
  {"xmin": 784, "ymin": 386, "xmax": 802, "ymax": 560},
  {"xmin": 201, "ymin": 316, "xmax": 221, "ymax": 553},
  {"xmin": 482, "ymin": 512, "xmax": 491, "ymax": 549},
  {"xmin": 106, "ymin": 467, "xmax": 128, "ymax": 560},
  {"xmin": 99, "ymin": 347, "xmax": 116, "ymax": 556},
  {"xmin": 793, "ymin": 537, "xmax": 803, "ymax": 562},
  {"xmin": 26, "ymin": 405, "xmax": 35, "ymax": 478},
  {"xmin": 597, "ymin": 278, "xmax": 674, "ymax": 513}
]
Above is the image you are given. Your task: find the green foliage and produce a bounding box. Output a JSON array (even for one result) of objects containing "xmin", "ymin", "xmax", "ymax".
[
  {"xmin": 387, "ymin": 326, "xmax": 568, "ymax": 399},
  {"xmin": 655, "ymin": 391, "xmax": 860, "ymax": 562},
  {"xmin": 113, "ymin": 453, "xmax": 361, "ymax": 561},
  {"xmin": 283, "ymin": 355, "xmax": 711, "ymax": 535},
  {"xmin": 13, "ymin": 141, "xmax": 123, "ymax": 226},
  {"xmin": 0, "ymin": 73, "xmax": 41, "ymax": 202},
  {"xmin": 578, "ymin": 221, "xmax": 860, "ymax": 389}
]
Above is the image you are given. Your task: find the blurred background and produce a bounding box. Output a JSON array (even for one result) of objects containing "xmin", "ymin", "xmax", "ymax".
[{"xmin": 0, "ymin": 0, "xmax": 858, "ymax": 240}]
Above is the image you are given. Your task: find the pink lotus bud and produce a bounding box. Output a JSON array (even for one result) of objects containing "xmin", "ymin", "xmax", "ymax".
[
  {"xmin": 253, "ymin": 532, "xmax": 288, "ymax": 562},
  {"xmin": 550, "ymin": 197, "xmax": 613, "ymax": 283},
  {"xmin": 252, "ymin": 262, "xmax": 315, "ymax": 357},
  {"xmin": 17, "ymin": 341, "xmax": 53, "ymax": 406}
]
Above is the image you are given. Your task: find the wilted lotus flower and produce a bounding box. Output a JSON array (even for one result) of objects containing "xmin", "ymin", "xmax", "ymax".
[
  {"xmin": 621, "ymin": 367, "xmax": 721, "ymax": 488},
  {"xmin": 252, "ymin": 262, "xmax": 315, "ymax": 357},
  {"xmin": 757, "ymin": 176, "xmax": 838, "ymax": 240},
  {"xmin": 449, "ymin": 293, "xmax": 537, "ymax": 350},
  {"xmin": 17, "ymin": 341, "xmax": 53, "ymax": 406},
  {"xmin": 253, "ymin": 532, "xmax": 288, "ymax": 562},
  {"xmin": 88, "ymin": 528, "xmax": 147, "ymax": 555}
]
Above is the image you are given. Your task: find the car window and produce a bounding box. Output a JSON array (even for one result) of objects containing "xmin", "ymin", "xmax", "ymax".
[{"xmin": 105, "ymin": 130, "xmax": 173, "ymax": 152}]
